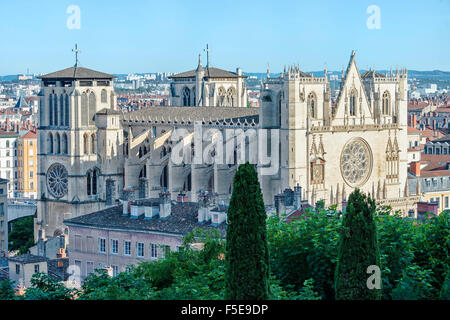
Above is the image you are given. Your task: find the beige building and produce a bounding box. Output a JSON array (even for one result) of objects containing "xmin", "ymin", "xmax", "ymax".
[
  {"xmin": 0, "ymin": 178, "xmax": 8, "ymax": 254},
  {"xmin": 259, "ymin": 51, "xmax": 417, "ymax": 216},
  {"xmin": 17, "ymin": 130, "xmax": 37, "ymax": 198},
  {"xmin": 8, "ymin": 254, "xmax": 48, "ymax": 288}
]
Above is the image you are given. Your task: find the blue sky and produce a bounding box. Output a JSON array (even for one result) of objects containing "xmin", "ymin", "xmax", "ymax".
[{"xmin": 0, "ymin": 0, "xmax": 449, "ymax": 75}]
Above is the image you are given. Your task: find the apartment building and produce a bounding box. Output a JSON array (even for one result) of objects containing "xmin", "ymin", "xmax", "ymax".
[{"xmin": 17, "ymin": 130, "xmax": 37, "ymax": 198}]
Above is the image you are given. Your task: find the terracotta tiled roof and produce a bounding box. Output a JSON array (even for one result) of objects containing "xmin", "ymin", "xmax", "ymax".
[
  {"xmin": 20, "ymin": 131, "xmax": 36, "ymax": 139},
  {"xmin": 408, "ymin": 126, "xmax": 420, "ymax": 133}
]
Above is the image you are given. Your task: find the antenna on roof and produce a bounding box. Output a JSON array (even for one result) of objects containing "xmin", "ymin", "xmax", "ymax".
[{"xmin": 72, "ymin": 43, "xmax": 81, "ymax": 68}]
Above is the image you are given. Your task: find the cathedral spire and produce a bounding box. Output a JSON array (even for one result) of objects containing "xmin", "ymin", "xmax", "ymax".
[{"xmin": 196, "ymin": 53, "xmax": 202, "ymax": 71}]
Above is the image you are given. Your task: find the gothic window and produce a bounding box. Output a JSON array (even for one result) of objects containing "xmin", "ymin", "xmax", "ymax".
[
  {"xmin": 81, "ymin": 93, "xmax": 88, "ymax": 126},
  {"xmin": 91, "ymin": 134, "xmax": 96, "ymax": 154},
  {"xmin": 53, "ymin": 94, "xmax": 58, "ymax": 126},
  {"xmin": 226, "ymin": 87, "xmax": 236, "ymax": 107},
  {"xmin": 62, "ymin": 133, "xmax": 68, "ymax": 154},
  {"xmin": 92, "ymin": 169, "xmax": 98, "ymax": 195},
  {"xmin": 277, "ymin": 93, "xmax": 282, "ymax": 127},
  {"xmin": 160, "ymin": 165, "xmax": 168, "ymax": 189},
  {"xmin": 55, "ymin": 133, "xmax": 61, "ymax": 154},
  {"xmin": 307, "ymin": 92, "xmax": 317, "ymax": 119},
  {"xmin": 65, "ymin": 94, "xmax": 70, "ymax": 126},
  {"xmin": 382, "ymin": 91, "xmax": 390, "ymax": 115},
  {"xmin": 101, "ymin": 89, "xmax": 107, "ymax": 103},
  {"xmin": 349, "ymin": 90, "xmax": 357, "ymax": 116},
  {"xmin": 182, "ymin": 87, "xmax": 191, "ymax": 106},
  {"xmin": 48, "ymin": 133, "xmax": 54, "ymax": 153},
  {"xmin": 217, "ymin": 87, "xmax": 226, "ymax": 107},
  {"xmin": 60, "ymin": 95, "xmax": 65, "ymax": 126},
  {"xmin": 139, "ymin": 147, "xmax": 143, "ymax": 158},
  {"xmin": 87, "ymin": 171, "xmax": 92, "ymax": 196},
  {"xmin": 89, "ymin": 92, "xmax": 96, "ymax": 125},
  {"xmin": 110, "ymin": 92, "xmax": 115, "ymax": 109},
  {"xmin": 49, "ymin": 95, "xmax": 53, "ymax": 126},
  {"xmin": 139, "ymin": 166, "xmax": 147, "ymax": 178},
  {"xmin": 83, "ymin": 133, "xmax": 89, "ymax": 155}
]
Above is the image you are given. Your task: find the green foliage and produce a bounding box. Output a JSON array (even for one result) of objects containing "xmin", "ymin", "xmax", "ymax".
[
  {"xmin": 0, "ymin": 278, "xmax": 16, "ymax": 300},
  {"xmin": 413, "ymin": 210, "xmax": 449, "ymax": 297},
  {"xmin": 267, "ymin": 206, "xmax": 340, "ymax": 300},
  {"xmin": 376, "ymin": 207, "xmax": 416, "ymax": 299},
  {"xmin": 21, "ymin": 273, "xmax": 77, "ymax": 300},
  {"xmin": 391, "ymin": 264, "xmax": 437, "ymax": 300},
  {"xmin": 270, "ymin": 277, "xmax": 321, "ymax": 300},
  {"xmin": 8, "ymin": 216, "xmax": 35, "ymax": 254},
  {"xmin": 440, "ymin": 269, "xmax": 450, "ymax": 300},
  {"xmin": 225, "ymin": 163, "xmax": 270, "ymax": 300},
  {"xmin": 335, "ymin": 189, "xmax": 381, "ymax": 300}
]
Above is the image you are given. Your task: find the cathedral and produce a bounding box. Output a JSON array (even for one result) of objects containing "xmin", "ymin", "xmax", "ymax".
[{"xmin": 36, "ymin": 51, "xmax": 418, "ymax": 240}]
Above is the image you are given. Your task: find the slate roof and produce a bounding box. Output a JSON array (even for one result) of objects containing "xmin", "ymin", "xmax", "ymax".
[
  {"xmin": 360, "ymin": 70, "xmax": 387, "ymax": 79},
  {"xmin": 122, "ymin": 106, "xmax": 259, "ymax": 123},
  {"xmin": 64, "ymin": 202, "xmax": 227, "ymax": 237},
  {"xmin": 8, "ymin": 254, "xmax": 47, "ymax": 264},
  {"xmin": 169, "ymin": 67, "xmax": 247, "ymax": 79},
  {"xmin": 38, "ymin": 66, "xmax": 116, "ymax": 80},
  {"xmin": 14, "ymin": 96, "xmax": 30, "ymax": 109},
  {"xmin": 96, "ymin": 108, "xmax": 122, "ymax": 116}
]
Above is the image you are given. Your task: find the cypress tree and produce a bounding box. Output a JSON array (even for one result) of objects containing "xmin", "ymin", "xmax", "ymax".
[
  {"xmin": 335, "ymin": 188, "xmax": 381, "ymax": 300},
  {"xmin": 225, "ymin": 163, "xmax": 269, "ymax": 300}
]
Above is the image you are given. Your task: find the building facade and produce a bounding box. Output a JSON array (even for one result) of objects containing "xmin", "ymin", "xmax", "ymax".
[
  {"xmin": 17, "ymin": 130, "xmax": 37, "ymax": 198},
  {"xmin": 0, "ymin": 132, "xmax": 18, "ymax": 198},
  {"xmin": 0, "ymin": 179, "xmax": 8, "ymax": 254},
  {"xmin": 36, "ymin": 67, "xmax": 124, "ymax": 241}
]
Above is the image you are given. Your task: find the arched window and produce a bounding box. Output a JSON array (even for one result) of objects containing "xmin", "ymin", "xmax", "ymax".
[
  {"xmin": 55, "ymin": 133, "xmax": 61, "ymax": 154},
  {"xmin": 6, "ymin": 141, "xmax": 9, "ymax": 148},
  {"xmin": 277, "ymin": 93, "xmax": 282, "ymax": 126},
  {"xmin": 110, "ymin": 92, "xmax": 115, "ymax": 109},
  {"xmin": 382, "ymin": 91, "xmax": 390, "ymax": 115},
  {"xmin": 226, "ymin": 87, "xmax": 236, "ymax": 107},
  {"xmin": 49, "ymin": 94, "xmax": 53, "ymax": 126},
  {"xmin": 349, "ymin": 90, "xmax": 357, "ymax": 116},
  {"xmin": 87, "ymin": 171, "xmax": 92, "ymax": 196},
  {"xmin": 62, "ymin": 133, "xmax": 68, "ymax": 154},
  {"xmin": 182, "ymin": 87, "xmax": 191, "ymax": 106},
  {"xmin": 60, "ymin": 95, "xmax": 64, "ymax": 126},
  {"xmin": 81, "ymin": 93, "xmax": 88, "ymax": 126},
  {"xmin": 83, "ymin": 133, "xmax": 89, "ymax": 155},
  {"xmin": 53, "ymin": 94, "xmax": 58, "ymax": 126},
  {"xmin": 217, "ymin": 87, "xmax": 225, "ymax": 107},
  {"xmin": 92, "ymin": 169, "xmax": 98, "ymax": 195},
  {"xmin": 48, "ymin": 133, "xmax": 54, "ymax": 153},
  {"xmin": 139, "ymin": 147, "xmax": 143, "ymax": 158},
  {"xmin": 91, "ymin": 134, "xmax": 96, "ymax": 154},
  {"xmin": 307, "ymin": 92, "xmax": 317, "ymax": 119},
  {"xmin": 65, "ymin": 94, "xmax": 70, "ymax": 126},
  {"xmin": 89, "ymin": 92, "xmax": 96, "ymax": 125},
  {"xmin": 101, "ymin": 89, "xmax": 107, "ymax": 103}
]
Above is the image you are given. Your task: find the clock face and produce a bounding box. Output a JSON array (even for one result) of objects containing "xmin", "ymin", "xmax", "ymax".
[
  {"xmin": 340, "ymin": 138, "xmax": 373, "ymax": 187},
  {"xmin": 313, "ymin": 165, "xmax": 323, "ymax": 180},
  {"xmin": 47, "ymin": 163, "xmax": 68, "ymax": 199}
]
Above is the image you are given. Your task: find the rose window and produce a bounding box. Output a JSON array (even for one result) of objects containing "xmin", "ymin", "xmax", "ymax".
[{"xmin": 47, "ymin": 163, "xmax": 68, "ymax": 198}]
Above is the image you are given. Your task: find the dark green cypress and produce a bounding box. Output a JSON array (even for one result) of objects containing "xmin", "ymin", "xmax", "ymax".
[
  {"xmin": 225, "ymin": 163, "xmax": 269, "ymax": 300},
  {"xmin": 335, "ymin": 188, "xmax": 381, "ymax": 300}
]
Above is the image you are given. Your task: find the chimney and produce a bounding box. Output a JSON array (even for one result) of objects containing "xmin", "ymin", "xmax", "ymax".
[
  {"xmin": 410, "ymin": 161, "xmax": 421, "ymax": 176},
  {"xmin": 122, "ymin": 186, "xmax": 135, "ymax": 215},
  {"xmin": 274, "ymin": 194, "xmax": 286, "ymax": 215},
  {"xmin": 412, "ymin": 115, "xmax": 417, "ymax": 128},
  {"xmin": 159, "ymin": 191, "xmax": 171, "ymax": 219},
  {"xmin": 198, "ymin": 191, "xmax": 211, "ymax": 223},
  {"xmin": 293, "ymin": 184, "xmax": 302, "ymax": 209},
  {"xmin": 177, "ymin": 192, "xmax": 188, "ymax": 203}
]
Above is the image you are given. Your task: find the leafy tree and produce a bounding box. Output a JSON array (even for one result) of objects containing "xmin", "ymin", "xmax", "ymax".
[
  {"xmin": 335, "ymin": 189, "xmax": 381, "ymax": 300},
  {"xmin": 21, "ymin": 273, "xmax": 77, "ymax": 300},
  {"xmin": 440, "ymin": 269, "xmax": 450, "ymax": 300},
  {"xmin": 391, "ymin": 264, "xmax": 437, "ymax": 300},
  {"xmin": 0, "ymin": 278, "xmax": 16, "ymax": 300},
  {"xmin": 376, "ymin": 207, "xmax": 416, "ymax": 299},
  {"xmin": 267, "ymin": 206, "xmax": 340, "ymax": 299},
  {"xmin": 225, "ymin": 163, "xmax": 270, "ymax": 300},
  {"xmin": 8, "ymin": 216, "xmax": 35, "ymax": 255},
  {"xmin": 413, "ymin": 210, "xmax": 449, "ymax": 296}
]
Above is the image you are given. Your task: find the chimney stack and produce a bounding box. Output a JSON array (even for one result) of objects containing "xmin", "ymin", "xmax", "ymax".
[
  {"xmin": 293, "ymin": 184, "xmax": 302, "ymax": 209},
  {"xmin": 409, "ymin": 161, "xmax": 421, "ymax": 177},
  {"xmin": 159, "ymin": 191, "xmax": 171, "ymax": 219},
  {"xmin": 274, "ymin": 194, "xmax": 286, "ymax": 215}
]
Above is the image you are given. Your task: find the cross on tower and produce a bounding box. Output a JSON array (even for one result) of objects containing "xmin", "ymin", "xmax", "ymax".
[{"xmin": 72, "ymin": 43, "xmax": 81, "ymax": 67}]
